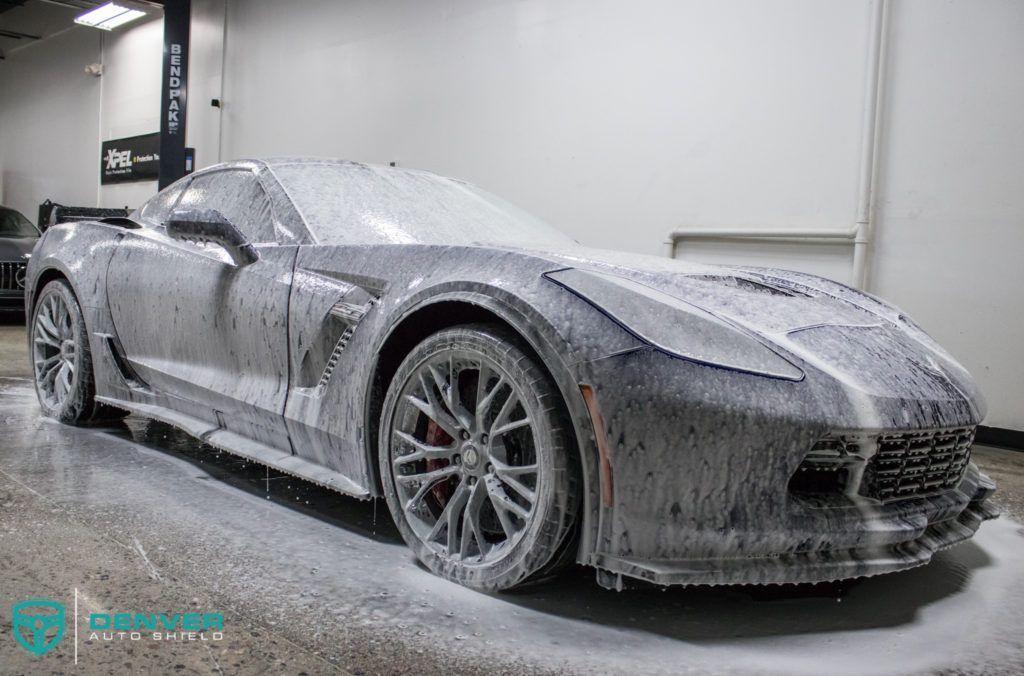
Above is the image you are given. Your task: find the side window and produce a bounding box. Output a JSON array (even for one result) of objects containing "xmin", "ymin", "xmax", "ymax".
[
  {"xmin": 137, "ymin": 181, "xmax": 187, "ymax": 227},
  {"xmin": 175, "ymin": 170, "xmax": 277, "ymax": 243}
]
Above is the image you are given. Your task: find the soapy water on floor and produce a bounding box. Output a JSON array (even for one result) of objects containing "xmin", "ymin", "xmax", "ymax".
[{"xmin": 2, "ymin": 377, "xmax": 1022, "ymax": 675}]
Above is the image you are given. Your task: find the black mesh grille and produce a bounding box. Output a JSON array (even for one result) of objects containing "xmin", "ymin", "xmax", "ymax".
[
  {"xmin": 791, "ymin": 426, "xmax": 975, "ymax": 503},
  {"xmin": 860, "ymin": 427, "xmax": 974, "ymax": 502}
]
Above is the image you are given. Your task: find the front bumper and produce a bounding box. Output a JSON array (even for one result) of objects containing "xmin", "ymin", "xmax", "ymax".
[
  {"xmin": 577, "ymin": 347, "xmax": 995, "ymax": 587},
  {"xmin": 593, "ymin": 465, "xmax": 997, "ymax": 587}
]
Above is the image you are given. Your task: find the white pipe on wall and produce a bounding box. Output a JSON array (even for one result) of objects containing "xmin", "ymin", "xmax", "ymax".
[
  {"xmin": 851, "ymin": 0, "xmax": 889, "ymax": 290},
  {"xmin": 95, "ymin": 31, "xmax": 105, "ymax": 208},
  {"xmin": 662, "ymin": 227, "xmax": 858, "ymax": 257},
  {"xmin": 666, "ymin": 0, "xmax": 890, "ymax": 292},
  {"xmin": 216, "ymin": 0, "xmax": 228, "ymax": 164}
]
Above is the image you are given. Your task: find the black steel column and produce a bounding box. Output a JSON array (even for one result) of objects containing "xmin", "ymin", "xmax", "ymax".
[{"xmin": 158, "ymin": 0, "xmax": 191, "ymax": 189}]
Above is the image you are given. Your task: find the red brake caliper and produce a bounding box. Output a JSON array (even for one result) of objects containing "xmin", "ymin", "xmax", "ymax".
[{"xmin": 424, "ymin": 419, "xmax": 455, "ymax": 508}]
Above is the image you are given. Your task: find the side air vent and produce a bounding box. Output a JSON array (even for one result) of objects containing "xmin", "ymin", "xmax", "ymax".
[
  {"xmin": 296, "ymin": 295, "xmax": 378, "ymax": 393},
  {"xmin": 329, "ymin": 300, "xmax": 372, "ymax": 322},
  {"xmin": 316, "ymin": 299, "xmax": 376, "ymax": 391},
  {"xmin": 101, "ymin": 334, "xmax": 149, "ymax": 390}
]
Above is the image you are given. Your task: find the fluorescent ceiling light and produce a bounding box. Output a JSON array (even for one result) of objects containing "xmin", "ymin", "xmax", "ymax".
[{"xmin": 74, "ymin": 2, "xmax": 150, "ymax": 31}]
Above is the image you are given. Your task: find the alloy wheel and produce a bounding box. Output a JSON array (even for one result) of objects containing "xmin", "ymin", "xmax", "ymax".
[
  {"xmin": 390, "ymin": 350, "xmax": 541, "ymax": 564},
  {"xmin": 32, "ymin": 292, "xmax": 78, "ymax": 410}
]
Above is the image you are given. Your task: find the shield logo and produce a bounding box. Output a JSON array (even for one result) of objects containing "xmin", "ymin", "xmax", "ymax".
[{"xmin": 12, "ymin": 599, "xmax": 65, "ymax": 657}]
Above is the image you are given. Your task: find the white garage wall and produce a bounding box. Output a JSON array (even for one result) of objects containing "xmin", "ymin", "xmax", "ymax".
[
  {"xmin": 220, "ymin": 0, "xmax": 870, "ymax": 267},
  {"xmin": 0, "ymin": 27, "xmax": 100, "ymax": 221},
  {"xmin": 0, "ymin": 0, "xmax": 1021, "ymax": 430},
  {"xmin": 870, "ymin": 0, "xmax": 1024, "ymax": 429},
  {"xmin": 97, "ymin": 15, "xmax": 163, "ymax": 209}
]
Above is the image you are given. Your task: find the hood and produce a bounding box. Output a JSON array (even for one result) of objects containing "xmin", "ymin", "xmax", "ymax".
[
  {"xmin": 534, "ymin": 245, "xmax": 882, "ymax": 335},
  {"xmin": 0, "ymin": 236, "xmax": 37, "ymax": 261},
  {"xmin": 532, "ymin": 245, "xmax": 983, "ymax": 419}
]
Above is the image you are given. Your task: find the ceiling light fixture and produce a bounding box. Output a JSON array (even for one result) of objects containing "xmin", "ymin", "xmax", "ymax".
[{"xmin": 74, "ymin": 2, "xmax": 153, "ymax": 31}]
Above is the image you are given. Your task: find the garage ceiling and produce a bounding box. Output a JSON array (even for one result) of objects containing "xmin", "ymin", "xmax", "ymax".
[{"xmin": 0, "ymin": 0, "xmax": 141, "ymax": 57}]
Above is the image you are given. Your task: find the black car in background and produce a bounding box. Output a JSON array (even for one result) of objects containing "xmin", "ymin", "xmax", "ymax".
[{"xmin": 0, "ymin": 206, "xmax": 39, "ymax": 312}]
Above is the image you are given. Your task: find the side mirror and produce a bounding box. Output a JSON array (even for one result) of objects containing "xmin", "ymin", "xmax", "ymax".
[{"xmin": 166, "ymin": 208, "xmax": 258, "ymax": 266}]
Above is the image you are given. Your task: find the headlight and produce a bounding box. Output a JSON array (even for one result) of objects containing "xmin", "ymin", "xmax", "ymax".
[{"xmin": 545, "ymin": 268, "xmax": 804, "ymax": 381}]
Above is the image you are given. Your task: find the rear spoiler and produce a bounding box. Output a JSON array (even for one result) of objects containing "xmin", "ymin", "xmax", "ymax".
[{"xmin": 38, "ymin": 200, "xmax": 131, "ymax": 231}]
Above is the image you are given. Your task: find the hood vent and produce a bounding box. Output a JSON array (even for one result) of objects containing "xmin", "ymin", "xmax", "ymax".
[{"xmin": 685, "ymin": 275, "xmax": 806, "ymax": 297}]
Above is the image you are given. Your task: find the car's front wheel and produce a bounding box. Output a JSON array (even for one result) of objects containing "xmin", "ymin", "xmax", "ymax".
[{"xmin": 379, "ymin": 324, "xmax": 580, "ymax": 591}]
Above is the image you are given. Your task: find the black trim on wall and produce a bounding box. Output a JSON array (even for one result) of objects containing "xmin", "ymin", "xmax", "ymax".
[{"xmin": 977, "ymin": 426, "xmax": 1024, "ymax": 452}]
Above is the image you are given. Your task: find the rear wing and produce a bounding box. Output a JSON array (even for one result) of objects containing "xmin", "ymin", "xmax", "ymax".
[{"xmin": 38, "ymin": 200, "xmax": 130, "ymax": 231}]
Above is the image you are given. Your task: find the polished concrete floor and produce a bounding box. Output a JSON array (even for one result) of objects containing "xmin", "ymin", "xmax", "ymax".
[{"xmin": 2, "ymin": 312, "xmax": 1024, "ymax": 675}]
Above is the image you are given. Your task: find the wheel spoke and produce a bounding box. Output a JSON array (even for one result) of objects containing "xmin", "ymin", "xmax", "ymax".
[
  {"xmin": 475, "ymin": 372, "xmax": 506, "ymax": 418},
  {"xmin": 492, "ymin": 417, "xmax": 531, "ymax": 437},
  {"xmin": 392, "ymin": 431, "xmax": 457, "ymax": 466},
  {"xmin": 47, "ymin": 297, "xmax": 63, "ymax": 338},
  {"xmin": 447, "ymin": 355, "xmax": 463, "ymax": 421},
  {"xmin": 55, "ymin": 362, "xmax": 70, "ymax": 400},
  {"xmin": 400, "ymin": 465, "xmax": 460, "ymax": 511},
  {"xmin": 35, "ymin": 314, "xmax": 60, "ymax": 344},
  {"xmin": 494, "ymin": 470, "xmax": 536, "ymax": 505},
  {"xmin": 474, "ymin": 362, "xmax": 491, "ymax": 412},
  {"xmin": 403, "ymin": 393, "xmax": 460, "ymax": 441},
  {"xmin": 412, "ymin": 370, "xmax": 464, "ymax": 438},
  {"xmin": 61, "ymin": 362, "xmax": 74, "ymax": 394},
  {"xmin": 427, "ymin": 362, "xmax": 473, "ymax": 429},
  {"xmin": 491, "ymin": 459, "xmax": 538, "ymax": 477},
  {"xmin": 56, "ymin": 298, "xmax": 70, "ymax": 339},
  {"xmin": 34, "ymin": 334, "xmax": 60, "ymax": 349},
  {"xmin": 485, "ymin": 475, "xmax": 518, "ymax": 540},
  {"xmin": 489, "ymin": 388, "xmax": 521, "ymax": 437},
  {"xmin": 35, "ymin": 354, "xmax": 60, "ymax": 372},
  {"xmin": 485, "ymin": 477, "xmax": 531, "ymax": 521},
  {"xmin": 424, "ymin": 479, "xmax": 468, "ymax": 545},
  {"xmin": 461, "ymin": 480, "xmax": 487, "ymax": 559},
  {"xmin": 396, "ymin": 461, "xmax": 458, "ymax": 484},
  {"xmin": 445, "ymin": 482, "xmax": 472, "ymax": 553},
  {"xmin": 39, "ymin": 358, "xmax": 61, "ymax": 384},
  {"xmin": 426, "ymin": 363, "xmax": 450, "ymax": 404}
]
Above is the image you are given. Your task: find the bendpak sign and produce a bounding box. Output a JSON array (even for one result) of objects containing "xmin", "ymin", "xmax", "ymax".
[{"xmin": 101, "ymin": 133, "xmax": 160, "ymax": 184}]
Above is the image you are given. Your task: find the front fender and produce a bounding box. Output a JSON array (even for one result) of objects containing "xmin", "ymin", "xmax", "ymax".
[{"xmin": 369, "ymin": 277, "xmax": 642, "ymax": 564}]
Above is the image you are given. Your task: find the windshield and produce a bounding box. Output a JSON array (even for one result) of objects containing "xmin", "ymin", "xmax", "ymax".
[
  {"xmin": 0, "ymin": 207, "xmax": 39, "ymax": 238},
  {"xmin": 270, "ymin": 162, "xmax": 575, "ymax": 248}
]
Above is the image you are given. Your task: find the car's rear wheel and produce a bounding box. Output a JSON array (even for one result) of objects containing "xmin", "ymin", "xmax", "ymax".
[
  {"xmin": 379, "ymin": 324, "xmax": 580, "ymax": 591},
  {"xmin": 31, "ymin": 279, "xmax": 124, "ymax": 425}
]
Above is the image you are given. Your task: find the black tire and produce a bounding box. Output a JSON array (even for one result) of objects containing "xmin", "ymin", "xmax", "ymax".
[
  {"xmin": 30, "ymin": 279, "xmax": 125, "ymax": 425},
  {"xmin": 379, "ymin": 323, "xmax": 580, "ymax": 591}
]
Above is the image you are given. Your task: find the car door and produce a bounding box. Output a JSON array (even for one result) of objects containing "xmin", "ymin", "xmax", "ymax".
[{"xmin": 105, "ymin": 168, "xmax": 298, "ymax": 449}]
